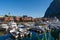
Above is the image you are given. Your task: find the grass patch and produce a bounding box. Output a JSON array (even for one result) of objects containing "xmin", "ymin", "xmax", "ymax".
[{"xmin": 0, "ymin": 31, "xmax": 6, "ymax": 36}]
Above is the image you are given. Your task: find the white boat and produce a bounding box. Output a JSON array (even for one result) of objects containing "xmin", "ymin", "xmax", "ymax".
[
  {"xmin": 7, "ymin": 20, "xmax": 19, "ymax": 38},
  {"xmin": 7, "ymin": 21, "xmax": 32, "ymax": 38},
  {"xmin": 10, "ymin": 28, "xmax": 19, "ymax": 38},
  {"xmin": 1, "ymin": 24, "xmax": 9, "ymax": 31},
  {"xmin": 18, "ymin": 24, "xmax": 25, "ymax": 28},
  {"xmin": 8, "ymin": 20, "xmax": 18, "ymax": 29}
]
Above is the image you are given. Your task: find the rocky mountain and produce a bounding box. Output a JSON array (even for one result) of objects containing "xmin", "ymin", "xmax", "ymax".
[{"xmin": 44, "ymin": 0, "xmax": 60, "ymax": 19}]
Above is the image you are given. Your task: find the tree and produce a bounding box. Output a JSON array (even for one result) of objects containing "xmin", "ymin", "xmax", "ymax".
[{"xmin": 4, "ymin": 14, "xmax": 8, "ymax": 17}]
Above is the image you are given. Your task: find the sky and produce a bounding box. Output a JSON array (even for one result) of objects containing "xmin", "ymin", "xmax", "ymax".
[{"xmin": 0, "ymin": 0, "xmax": 52, "ymax": 18}]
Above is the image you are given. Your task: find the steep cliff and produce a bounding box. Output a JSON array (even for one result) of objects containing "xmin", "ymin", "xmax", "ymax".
[{"xmin": 44, "ymin": 0, "xmax": 60, "ymax": 19}]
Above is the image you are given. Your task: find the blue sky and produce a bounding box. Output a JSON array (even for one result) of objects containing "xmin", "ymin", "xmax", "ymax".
[{"xmin": 0, "ymin": 0, "xmax": 52, "ymax": 18}]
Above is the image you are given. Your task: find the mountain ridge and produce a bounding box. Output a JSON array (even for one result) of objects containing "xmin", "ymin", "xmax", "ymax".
[{"xmin": 44, "ymin": 0, "xmax": 60, "ymax": 19}]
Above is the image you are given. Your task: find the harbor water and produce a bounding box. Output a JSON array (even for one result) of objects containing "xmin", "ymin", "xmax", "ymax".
[{"xmin": 0, "ymin": 31, "xmax": 54, "ymax": 40}]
